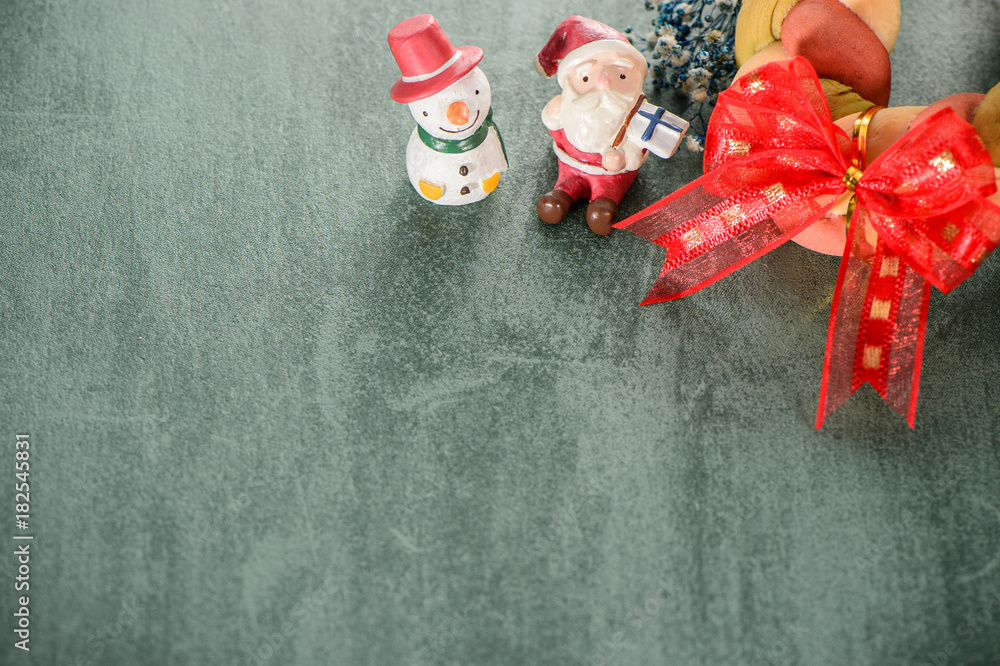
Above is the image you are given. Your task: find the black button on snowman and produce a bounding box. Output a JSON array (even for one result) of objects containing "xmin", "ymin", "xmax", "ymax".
[{"xmin": 389, "ymin": 15, "xmax": 508, "ymax": 206}]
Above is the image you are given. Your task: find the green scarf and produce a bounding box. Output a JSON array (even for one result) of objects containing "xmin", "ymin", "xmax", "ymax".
[{"xmin": 417, "ymin": 108, "xmax": 507, "ymax": 163}]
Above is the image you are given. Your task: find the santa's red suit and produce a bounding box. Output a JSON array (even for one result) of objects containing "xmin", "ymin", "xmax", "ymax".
[{"xmin": 548, "ymin": 127, "xmax": 642, "ymax": 205}]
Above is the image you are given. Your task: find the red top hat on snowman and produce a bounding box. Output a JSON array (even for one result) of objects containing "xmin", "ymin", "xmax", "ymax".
[{"xmin": 388, "ymin": 15, "xmax": 484, "ymax": 104}]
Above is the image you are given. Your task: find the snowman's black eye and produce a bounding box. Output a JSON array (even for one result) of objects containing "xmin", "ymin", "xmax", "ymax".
[
  {"xmin": 475, "ymin": 90, "xmax": 479, "ymax": 95},
  {"xmin": 582, "ymin": 76, "xmax": 588, "ymax": 82},
  {"xmin": 422, "ymin": 111, "xmax": 428, "ymax": 116}
]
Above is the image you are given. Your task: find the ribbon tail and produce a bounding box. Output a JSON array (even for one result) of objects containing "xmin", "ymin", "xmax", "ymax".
[
  {"xmin": 817, "ymin": 215, "xmax": 931, "ymax": 427},
  {"xmin": 616, "ymin": 169, "xmax": 839, "ymax": 304},
  {"xmin": 878, "ymin": 252, "xmax": 930, "ymax": 427},
  {"xmin": 817, "ymin": 213, "xmax": 870, "ymax": 428}
]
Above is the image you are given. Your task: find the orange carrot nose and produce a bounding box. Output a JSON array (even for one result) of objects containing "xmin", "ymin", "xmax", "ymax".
[{"xmin": 446, "ymin": 102, "xmax": 469, "ymax": 126}]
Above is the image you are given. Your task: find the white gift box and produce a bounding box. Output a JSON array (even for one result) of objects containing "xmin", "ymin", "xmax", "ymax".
[{"xmin": 625, "ymin": 100, "xmax": 689, "ymax": 159}]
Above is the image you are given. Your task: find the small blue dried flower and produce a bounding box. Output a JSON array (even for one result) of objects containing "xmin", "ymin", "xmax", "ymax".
[{"xmin": 627, "ymin": 0, "xmax": 741, "ymax": 151}]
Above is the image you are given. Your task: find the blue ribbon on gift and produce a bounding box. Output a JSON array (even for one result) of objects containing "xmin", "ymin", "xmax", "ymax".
[{"xmin": 638, "ymin": 106, "xmax": 684, "ymax": 142}]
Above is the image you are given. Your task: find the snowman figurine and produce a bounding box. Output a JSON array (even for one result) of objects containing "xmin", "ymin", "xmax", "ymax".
[{"xmin": 388, "ymin": 15, "xmax": 508, "ymax": 205}]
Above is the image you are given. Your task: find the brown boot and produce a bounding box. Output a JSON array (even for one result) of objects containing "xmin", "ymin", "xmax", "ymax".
[
  {"xmin": 586, "ymin": 197, "xmax": 618, "ymax": 235},
  {"xmin": 537, "ymin": 189, "xmax": 575, "ymax": 224}
]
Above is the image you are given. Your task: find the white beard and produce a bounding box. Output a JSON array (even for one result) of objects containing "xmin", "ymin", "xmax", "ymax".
[{"xmin": 560, "ymin": 89, "xmax": 633, "ymax": 154}]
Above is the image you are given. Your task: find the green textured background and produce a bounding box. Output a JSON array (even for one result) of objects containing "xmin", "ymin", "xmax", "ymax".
[{"xmin": 2, "ymin": 0, "xmax": 1000, "ymax": 664}]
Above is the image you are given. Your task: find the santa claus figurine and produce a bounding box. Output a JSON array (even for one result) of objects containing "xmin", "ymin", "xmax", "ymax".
[{"xmin": 535, "ymin": 16, "xmax": 686, "ymax": 235}]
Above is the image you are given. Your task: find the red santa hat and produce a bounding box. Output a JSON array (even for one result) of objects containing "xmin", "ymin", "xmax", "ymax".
[
  {"xmin": 388, "ymin": 15, "xmax": 483, "ymax": 104},
  {"xmin": 534, "ymin": 16, "xmax": 646, "ymax": 87}
]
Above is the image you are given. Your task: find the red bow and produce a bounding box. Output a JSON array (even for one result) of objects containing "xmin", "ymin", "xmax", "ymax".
[{"xmin": 614, "ymin": 57, "xmax": 1000, "ymax": 427}]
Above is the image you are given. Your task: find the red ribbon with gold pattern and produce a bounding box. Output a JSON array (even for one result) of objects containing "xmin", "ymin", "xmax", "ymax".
[{"xmin": 614, "ymin": 57, "xmax": 1000, "ymax": 427}]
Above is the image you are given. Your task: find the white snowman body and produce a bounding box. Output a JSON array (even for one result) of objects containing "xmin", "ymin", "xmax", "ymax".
[{"xmin": 405, "ymin": 68, "xmax": 508, "ymax": 205}]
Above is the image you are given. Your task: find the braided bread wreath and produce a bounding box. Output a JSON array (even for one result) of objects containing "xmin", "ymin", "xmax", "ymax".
[
  {"xmin": 732, "ymin": 0, "xmax": 1000, "ymax": 256},
  {"xmin": 609, "ymin": 0, "xmax": 1000, "ymax": 425}
]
